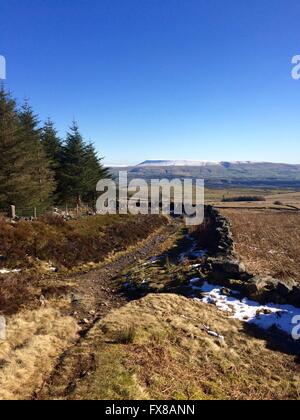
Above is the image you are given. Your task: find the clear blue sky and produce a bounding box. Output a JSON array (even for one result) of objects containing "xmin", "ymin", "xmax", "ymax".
[{"xmin": 1, "ymin": 0, "xmax": 300, "ymax": 165}]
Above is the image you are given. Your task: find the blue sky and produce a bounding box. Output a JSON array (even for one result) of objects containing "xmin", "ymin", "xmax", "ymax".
[{"xmin": 1, "ymin": 0, "xmax": 300, "ymax": 165}]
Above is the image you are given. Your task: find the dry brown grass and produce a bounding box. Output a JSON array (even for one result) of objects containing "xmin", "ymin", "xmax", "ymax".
[
  {"xmin": 222, "ymin": 209, "xmax": 300, "ymax": 282},
  {"xmin": 0, "ymin": 305, "xmax": 79, "ymax": 400},
  {"xmin": 206, "ymin": 188, "xmax": 300, "ymax": 210},
  {"xmin": 0, "ymin": 214, "xmax": 167, "ymax": 270},
  {"xmin": 0, "ymin": 273, "xmax": 36, "ymax": 315},
  {"xmin": 69, "ymin": 294, "xmax": 300, "ymax": 400}
]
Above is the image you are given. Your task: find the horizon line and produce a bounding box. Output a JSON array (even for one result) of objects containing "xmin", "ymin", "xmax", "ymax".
[{"xmin": 104, "ymin": 160, "xmax": 300, "ymax": 167}]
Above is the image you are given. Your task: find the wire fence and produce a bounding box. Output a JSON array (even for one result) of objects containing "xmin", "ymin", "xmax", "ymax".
[{"xmin": 1, "ymin": 204, "xmax": 96, "ymax": 220}]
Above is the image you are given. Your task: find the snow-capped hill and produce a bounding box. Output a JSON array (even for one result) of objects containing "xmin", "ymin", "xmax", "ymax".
[
  {"xmin": 138, "ymin": 160, "xmax": 257, "ymax": 167},
  {"xmin": 109, "ymin": 161, "xmax": 300, "ymax": 188},
  {"xmin": 138, "ymin": 160, "xmax": 220, "ymax": 167}
]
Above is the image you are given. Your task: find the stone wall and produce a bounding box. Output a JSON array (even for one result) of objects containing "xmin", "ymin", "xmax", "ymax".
[{"xmin": 203, "ymin": 206, "xmax": 300, "ymax": 308}]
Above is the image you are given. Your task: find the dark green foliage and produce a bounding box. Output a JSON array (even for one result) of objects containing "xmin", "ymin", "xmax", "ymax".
[
  {"xmin": 82, "ymin": 142, "xmax": 110, "ymax": 203},
  {"xmin": 0, "ymin": 88, "xmax": 109, "ymax": 210},
  {"xmin": 0, "ymin": 88, "xmax": 28, "ymax": 207},
  {"xmin": 60, "ymin": 122, "xmax": 110, "ymax": 205},
  {"xmin": 18, "ymin": 102, "xmax": 55, "ymax": 208},
  {"xmin": 0, "ymin": 89, "xmax": 54, "ymax": 209},
  {"xmin": 59, "ymin": 122, "xmax": 88, "ymax": 205},
  {"xmin": 41, "ymin": 118, "xmax": 63, "ymax": 170},
  {"xmin": 221, "ymin": 195, "xmax": 266, "ymax": 202},
  {"xmin": 41, "ymin": 119, "xmax": 63, "ymax": 200}
]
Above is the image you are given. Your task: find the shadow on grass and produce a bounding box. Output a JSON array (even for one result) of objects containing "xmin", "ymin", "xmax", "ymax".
[
  {"xmin": 118, "ymin": 224, "xmax": 207, "ymax": 301},
  {"xmin": 243, "ymin": 322, "xmax": 300, "ymax": 363}
]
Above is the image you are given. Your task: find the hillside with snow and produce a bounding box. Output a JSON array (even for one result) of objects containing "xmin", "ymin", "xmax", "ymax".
[
  {"xmin": 110, "ymin": 160, "xmax": 300, "ymax": 188},
  {"xmin": 138, "ymin": 160, "xmax": 260, "ymax": 167}
]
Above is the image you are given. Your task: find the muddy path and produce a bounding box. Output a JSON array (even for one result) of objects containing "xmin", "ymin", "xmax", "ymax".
[{"xmin": 34, "ymin": 218, "xmax": 192, "ymax": 400}]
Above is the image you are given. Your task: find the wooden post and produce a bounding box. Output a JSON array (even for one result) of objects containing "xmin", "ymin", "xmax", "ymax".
[
  {"xmin": 34, "ymin": 207, "xmax": 37, "ymax": 219},
  {"xmin": 10, "ymin": 205, "xmax": 16, "ymax": 219}
]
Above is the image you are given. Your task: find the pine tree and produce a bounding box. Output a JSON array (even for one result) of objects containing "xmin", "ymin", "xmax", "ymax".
[
  {"xmin": 18, "ymin": 102, "xmax": 55, "ymax": 208},
  {"xmin": 60, "ymin": 122, "xmax": 110, "ymax": 205},
  {"xmin": 0, "ymin": 89, "xmax": 110, "ymax": 210},
  {"xmin": 82, "ymin": 142, "xmax": 110, "ymax": 204},
  {"xmin": 60, "ymin": 122, "xmax": 87, "ymax": 205},
  {"xmin": 41, "ymin": 118, "xmax": 63, "ymax": 169},
  {"xmin": 0, "ymin": 88, "xmax": 37, "ymax": 208},
  {"xmin": 41, "ymin": 118, "xmax": 63, "ymax": 200}
]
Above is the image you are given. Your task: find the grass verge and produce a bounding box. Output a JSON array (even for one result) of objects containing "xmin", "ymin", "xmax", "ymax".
[{"xmin": 69, "ymin": 294, "xmax": 300, "ymax": 400}]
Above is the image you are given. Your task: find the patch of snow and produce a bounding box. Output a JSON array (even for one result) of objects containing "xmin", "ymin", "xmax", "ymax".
[
  {"xmin": 206, "ymin": 329, "xmax": 224, "ymax": 341},
  {"xmin": 193, "ymin": 281, "xmax": 300, "ymax": 337},
  {"xmin": 138, "ymin": 160, "xmax": 223, "ymax": 167},
  {"xmin": 190, "ymin": 278, "xmax": 201, "ymax": 285},
  {"xmin": 179, "ymin": 236, "xmax": 206, "ymax": 263},
  {"xmin": 143, "ymin": 257, "xmax": 160, "ymax": 266},
  {"xmin": 0, "ymin": 269, "xmax": 21, "ymax": 274},
  {"xmin": 137, "ymin": 160, "xmax": 263, "ymax": 167}
]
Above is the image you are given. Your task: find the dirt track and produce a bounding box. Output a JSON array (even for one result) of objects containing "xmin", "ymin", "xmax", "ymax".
[{"xmin": 34, "ymin": 219, "xmax": 182, "ymax": 399}]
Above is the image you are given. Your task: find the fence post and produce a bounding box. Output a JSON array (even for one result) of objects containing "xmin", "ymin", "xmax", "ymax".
[
  {"xmin": 34, "ymin": 207, "xmax": 37, "ymax": 219},
  {"xmin": 10, "ymin": 205, "xmax": 16, "ymax": 219}
]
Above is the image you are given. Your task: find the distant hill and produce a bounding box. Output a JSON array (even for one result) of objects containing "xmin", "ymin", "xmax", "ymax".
[
  {"xmin": 138, "ymin": 160, "xmax": 258, "ymax": 167},
  {"xmin": 109, "ymin": 161, "xmax": 300, "ymax": 188}
]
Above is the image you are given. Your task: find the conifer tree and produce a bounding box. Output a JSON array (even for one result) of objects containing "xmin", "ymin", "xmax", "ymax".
[
  {"xmin": 0, "ymin": 88, "xmax": 109, "ymax": 210},
  {"xmin": 60, "ymin": 122, "xmax": 87, "ymax": 205},
  {"xmin": 0, "ymin": 89, "xmax": 36, "ymax": 208},
  {"xmin": 82, "ymin": 142, "xmax": 110, "ymax": 203},
  {"xmin": 60, "ymin": 122, "xmax": 110, "ymax": 205},
  {"xmin": 41, "ymin": 118, "xmax": 63, "ymax": 200},
  {"xmin": 18, "ymin": 102, "xmax": 55, "ymax": 208},
  {"xmin": 41, "ymin": 118, "xmax": 63, "ymax": 169}
]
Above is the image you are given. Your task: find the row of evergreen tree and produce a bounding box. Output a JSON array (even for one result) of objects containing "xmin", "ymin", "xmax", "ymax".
[{"xmin": 0, "ymin": 87, "xmax": 110, "ymax": 210}]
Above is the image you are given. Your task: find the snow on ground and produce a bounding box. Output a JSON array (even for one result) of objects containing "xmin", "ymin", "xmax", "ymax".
[
  {"xmin": 0, "ymin": 269, "xmax": 21, "ymax": 274},
  {"xmin": 143, "ymin": 257, "xmax": 162, "ymax": 266},
  {"xmin": 190, "ymin": 279, "xmax": 300, "ymax": 337},
  {"xmin": 179, "ymin": 235, "xmax": 207, "ymax": 262},
  {"xmin": 0, "ymin": 265, "xmax": 57, "ymax": 274}
]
